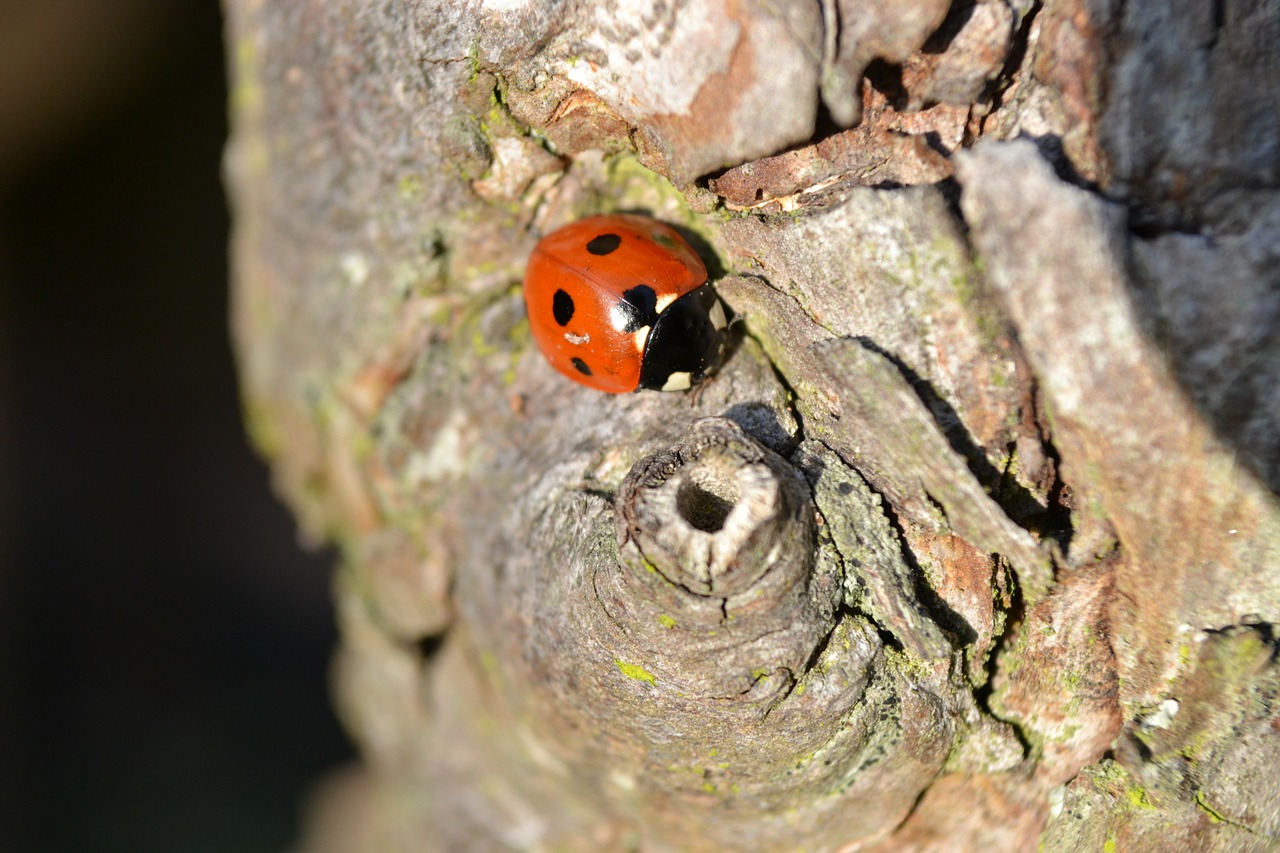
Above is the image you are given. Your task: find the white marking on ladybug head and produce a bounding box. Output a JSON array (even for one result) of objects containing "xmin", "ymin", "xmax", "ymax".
[
  {"xmin": 655, "ymin": 292, "xmax": 678, "ymax": 313},
  {"xmin": 631, "ymin": 327, "xmax": 651, "ymax": 353},
  {"xmin": 661, "ymin": 371, "xmax": 692, "ymax": 391},
  {"xmin": 564, "ymin": 331, "xmax": 590, "ymax": 345},
  {"xmin": 709, "ymin": 299, "xmax": 728, "ymax": 331}
]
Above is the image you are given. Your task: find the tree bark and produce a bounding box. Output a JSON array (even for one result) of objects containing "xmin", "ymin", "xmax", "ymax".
[{"xmin": 222, "ymin": 1, "xmax": 1280, "ymax": 850}]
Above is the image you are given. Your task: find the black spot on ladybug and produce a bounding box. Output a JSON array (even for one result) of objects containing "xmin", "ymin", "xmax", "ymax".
[
  {"xmin": 615, "ymin": 284, "xmax": 660, "ymax": 333},
  {"xmin": 552, "ymin": 289, "xmax": 575, "ymax": 326},
  {"xmin": 571, "ymin": 357, "xmax": 593, "ymax": 376},
  {"xmin": 586, "ymin": 233, "xmax": 622, "ymax": 255}
]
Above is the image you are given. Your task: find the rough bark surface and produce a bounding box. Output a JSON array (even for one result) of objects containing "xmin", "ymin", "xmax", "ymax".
[{"xmin": 222, "ymin": 0, "xmax": 1280, "ymax": 850}]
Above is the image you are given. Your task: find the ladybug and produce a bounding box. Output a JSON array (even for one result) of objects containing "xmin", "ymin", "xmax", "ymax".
[{"xmin": 523, "ymin": 214, "xmax": 729, "ymax": 393}]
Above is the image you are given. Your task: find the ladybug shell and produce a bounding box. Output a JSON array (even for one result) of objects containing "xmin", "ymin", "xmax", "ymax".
[{"xmin": 524, "ymin": 214, "xmax": 725, "ymax": 393}]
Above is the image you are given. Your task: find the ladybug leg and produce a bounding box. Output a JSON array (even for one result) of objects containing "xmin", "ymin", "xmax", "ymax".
[{"xmin": 688, "ymin": 370, "xmax": 718, "ymax": 406}]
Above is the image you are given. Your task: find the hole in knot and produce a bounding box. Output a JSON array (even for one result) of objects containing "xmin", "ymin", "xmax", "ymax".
[{"xmin": 676, "ymin": 468, "xmax": 741, "ymax": 532}]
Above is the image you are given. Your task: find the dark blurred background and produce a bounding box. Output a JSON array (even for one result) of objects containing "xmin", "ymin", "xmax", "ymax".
[{"xmin": 0, "ymin": 2, "xmax": 353, "ymax": 850}]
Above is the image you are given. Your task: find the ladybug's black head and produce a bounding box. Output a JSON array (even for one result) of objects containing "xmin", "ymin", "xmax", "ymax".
[{"xmin": 638, "ymin": 284, "xmax": 729, "ymax": 392}]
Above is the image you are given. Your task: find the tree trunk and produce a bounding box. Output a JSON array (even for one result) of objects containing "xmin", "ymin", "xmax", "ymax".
[{"xmin": 222, "ymin": 1, "xmax": 1280, "ymax": 850}]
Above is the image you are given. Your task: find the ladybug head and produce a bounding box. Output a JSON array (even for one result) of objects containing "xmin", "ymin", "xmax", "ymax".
[{"xmin": 638, "ymin": 284, "xmax": 730, "ymax": 391}]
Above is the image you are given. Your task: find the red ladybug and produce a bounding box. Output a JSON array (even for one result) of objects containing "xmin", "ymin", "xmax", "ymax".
[{"xmin": 523, "ymin": 214, "xmax": 729, "ymax": 393}]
